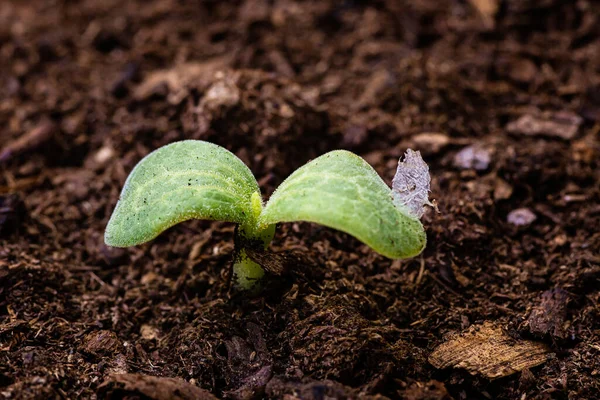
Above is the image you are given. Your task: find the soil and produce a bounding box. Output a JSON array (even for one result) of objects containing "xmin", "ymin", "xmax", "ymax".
[{"xmin": 1, "ymin": 0, "xmax": 599, "ymax": 399}]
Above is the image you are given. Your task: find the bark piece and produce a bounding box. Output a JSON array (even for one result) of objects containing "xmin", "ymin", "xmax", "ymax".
[
  {"xmin": 506, "ymin": 112, "xmax": 582, "ymax": 140},
  {"xmin": 429, "ymin": 322, "xmax": 552, "ymax": 379},
  {"xmin": 81, "ymin": 330, "xmax": 122, "ymax": 357},
  {"xmin": 527, "ymin": 288, "xmax": 569, "ymax": 340},
  {"xmin": 411, "ymin": 133, "xmax": 450, "ymax": 154},
  {"xmin": 98, "ymin": 374, "xmax": 218, "ymax": 400}
]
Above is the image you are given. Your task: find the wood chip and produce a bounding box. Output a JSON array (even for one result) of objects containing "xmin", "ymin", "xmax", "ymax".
[
  {"xmin": 429, "ymin": 322, "xmax": 552, "ymax": 379},
  {"xmin": 527, "ymin": 288, "xmax": 569, "ymax": 340},
  {"xmin": 81, "ymin": 330, "xmax": 122, "ymax": 356},
  {"xmin": 506, "ymin": 111, "xmax": 582, "ymax": 140},
  {"xmin": 411, "ymin": 133, "xmax": 450, "ymax": 154}
]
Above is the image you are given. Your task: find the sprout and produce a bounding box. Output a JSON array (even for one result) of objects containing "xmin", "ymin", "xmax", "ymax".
[{"xmin": 105, "ymin": 140, "xmax": 428, "ymax": 291}]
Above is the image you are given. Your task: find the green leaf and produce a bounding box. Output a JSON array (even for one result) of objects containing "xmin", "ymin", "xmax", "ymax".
[
  {"xmin": 105, "ymin": 140, "xmax": 259, "ymax": 247},
  {"xmin": 259, "ymin": 150, "xmax": 426, "ymax": 259}
]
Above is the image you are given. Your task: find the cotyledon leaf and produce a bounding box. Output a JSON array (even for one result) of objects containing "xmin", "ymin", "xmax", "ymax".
[
  {"xmin": 259, "ymin": 150, "xmax": 426, "ymax": 259},
  {"xmin": 105, "ymin": 140, "xmax": 260, "ymax": 247}
]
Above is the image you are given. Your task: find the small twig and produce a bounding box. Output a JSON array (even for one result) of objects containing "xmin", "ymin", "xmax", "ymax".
[{"xmin": 415, "ymin": 255, "xmax": 426, "ymax": 287}]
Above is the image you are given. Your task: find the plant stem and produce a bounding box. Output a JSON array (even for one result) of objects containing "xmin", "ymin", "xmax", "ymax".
[
  {"xmin": 232, "ymin": 248, "xmax": 265, "ymax": 291},
  {"xmin": 232, "ymin": 191, "xmax": 275, "ymax": 291}
]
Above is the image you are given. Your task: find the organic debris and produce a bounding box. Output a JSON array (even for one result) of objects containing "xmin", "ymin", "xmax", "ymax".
[
  {"xmin": 453, "ymin": 145, "xmax": 492, "ymax": 171},
  {"xmin": 392, "ymin": 149, "xmax": 433, "ymax": 218},
  {"xmin": 526, "ymin": 288, "xmax": 570, "ymax": 341},
  {"xmin": 507, "ymin": 208, "xmax": 537, "ymax": 226},
  {"xmin": 429, "ymin": 322, "xmax": 552, "ymax": 379},
  {"xmin": 506, "ymin": 112, "xmax": 583, "ymax": 140}
]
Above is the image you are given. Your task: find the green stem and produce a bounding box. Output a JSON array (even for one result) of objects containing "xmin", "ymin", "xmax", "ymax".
[
  {"xmin": 232, "ymin": 192, "xmax": 275, "ymax": 291},
  {"xmin": 232, "ymin": 248, "xmax": 265, "ymax": 291}
]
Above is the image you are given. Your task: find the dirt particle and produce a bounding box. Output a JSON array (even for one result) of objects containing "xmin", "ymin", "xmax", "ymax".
[
  {"xmin": 279, "ymin": 103, "xmax": 295, "ymax": 119},
  {"xmin": 94, "ymin": 146, "xmax": 115, "ymax": 166},
  {"xmin": 140, "ymin": 324, "xmax": 161, "ymax": 341},
  {"xmin": 202, "ymin": 78, "xmax": 241, "ymax": 110},
  {"xmin": 493, "ymin": 178, "xmax": 513, "ymax": 201},
  {"xmin": 507, "ymin": 58, "xmax": 538, "ymax": 84},
  {"xmin": 507, "ymin": 208, "xmax": 537, "ymax": 226},
  {"xmin": 81, "ymin": 330, "xmax": 122, "ymax": 357},
  {"xmin": 453, "ymin": 145, "xmax": 491, "ymax": 171}
]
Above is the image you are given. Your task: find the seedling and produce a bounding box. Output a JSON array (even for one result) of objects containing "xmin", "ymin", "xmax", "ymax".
[{"xmin": 105, "ymin": 140, "xmax": 431, "ymax": 290}]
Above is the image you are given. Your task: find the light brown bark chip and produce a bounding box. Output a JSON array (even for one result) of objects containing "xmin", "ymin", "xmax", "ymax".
[
  {"xmin": 506, "ymin": 111, "xmax": 582, "ymax": 140},
  {"xmin": 429, "ymin": 322, "xmax": 552, "ymax": 379}
]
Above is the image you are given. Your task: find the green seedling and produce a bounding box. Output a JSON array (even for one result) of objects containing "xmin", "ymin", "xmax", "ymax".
[{"xmin": 105, "ymin": 140, "xmax": 431, "ymax": 290}]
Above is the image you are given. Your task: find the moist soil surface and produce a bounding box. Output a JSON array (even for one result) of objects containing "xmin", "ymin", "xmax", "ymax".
[{"xmin": 1, "ymin": 1, "xmax": 599, "ymax": 399}]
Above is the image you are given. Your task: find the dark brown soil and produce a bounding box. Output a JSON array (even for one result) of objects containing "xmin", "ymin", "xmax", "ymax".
[{"xmin": 1, "ymin": 1, "xmax": 599, "ymax": 399}]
